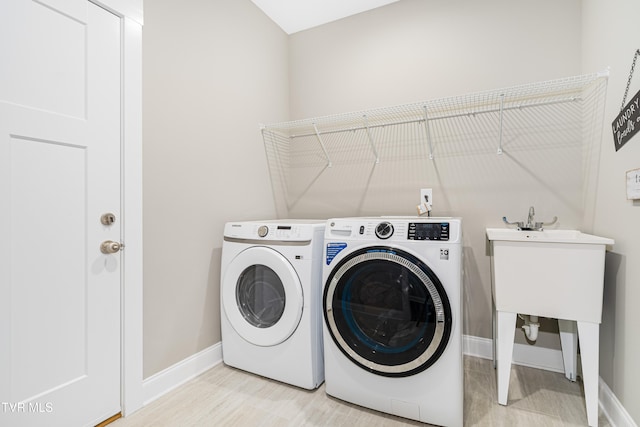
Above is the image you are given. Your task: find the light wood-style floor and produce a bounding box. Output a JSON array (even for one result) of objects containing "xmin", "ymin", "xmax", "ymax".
[{"xmin": 113, "ymin": 357, "xmax": 610, "ymax": 426}]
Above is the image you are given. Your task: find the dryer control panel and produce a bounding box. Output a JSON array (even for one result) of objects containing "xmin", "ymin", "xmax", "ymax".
[{"xmin": 408, "ymin": 222, "xmax": 449, "ymax": 241}]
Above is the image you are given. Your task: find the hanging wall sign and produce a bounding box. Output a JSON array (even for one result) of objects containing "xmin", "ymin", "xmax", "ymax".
[
  {"xmin": 614, "ymin": 49, "xmax": 640, "ymax": 152},
  {"xmin": 612, "ymin": 88, "xmax": 640, "ymax": 151}
]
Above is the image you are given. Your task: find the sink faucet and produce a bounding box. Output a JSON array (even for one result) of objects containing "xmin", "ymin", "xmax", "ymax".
[
  {"xmin": 502, "ymin": 206, "xmax": 558, "ymax": 231},
  {"xmin": 526, "ymin": 206, "xmax": 535, "ymax": 229}
]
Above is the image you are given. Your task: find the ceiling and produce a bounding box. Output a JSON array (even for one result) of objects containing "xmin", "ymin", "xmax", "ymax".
[{"xmin": 250, "ymin": 0, "xmax": 400, "ymax": 34}]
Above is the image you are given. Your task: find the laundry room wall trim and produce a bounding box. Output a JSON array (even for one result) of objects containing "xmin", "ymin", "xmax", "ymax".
[
  {"xmin": 599, "ymin": 378, "xmax": 639, "ymax": 427},
  {"xmin": 141, "ymin": 343, "xmax": 222, "ymax": 406},
  {"xmin": 463, "ymin": 335, "xmax": 565, "ymax": 373}
]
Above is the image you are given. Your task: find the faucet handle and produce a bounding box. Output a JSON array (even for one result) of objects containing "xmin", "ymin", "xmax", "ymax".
[
  {"xmin": 530, "ymin": 217, "xmax": 558, "ymax": 231},
  {"xmin": 504, "ymin": 213, "xmax": 558, "ymax": 231},
  {"xmin": 503, "ymin": 216, "xmax": 524, "ymax": 229},
  {"xmin": 534, "ymin": 216, "xmax": 558, "ymax": 230}
]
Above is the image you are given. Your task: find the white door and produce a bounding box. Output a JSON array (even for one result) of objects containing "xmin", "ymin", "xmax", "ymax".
[{"xmin": 0, "ymin": 1, "xmax": 122, "ymax": 426}]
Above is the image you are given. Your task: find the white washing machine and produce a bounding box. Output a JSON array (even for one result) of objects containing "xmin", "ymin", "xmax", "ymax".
[
  {"xmin": 220, "ymin": 220, "xmax": 325, "ymax": 390},
  {"xmin": 322, "ymin": 217, "xmax": 463, "ymax": 426}
]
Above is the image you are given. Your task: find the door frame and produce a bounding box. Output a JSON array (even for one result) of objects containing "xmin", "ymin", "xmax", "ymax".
[{"xmin": 95, "ymin": 0, "xmax": 144, "ymax": 417}]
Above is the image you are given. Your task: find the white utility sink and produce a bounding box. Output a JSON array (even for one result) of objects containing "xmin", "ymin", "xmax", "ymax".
[
  {"xmin": 486, "ymin": 227, "xmax": 614, "ymax": 427},
  {"xmin": 486, "ymin": 228, "xmax": 614, "ymax": 321}
]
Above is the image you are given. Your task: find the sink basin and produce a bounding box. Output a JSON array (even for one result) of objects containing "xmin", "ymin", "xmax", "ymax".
[{"xmin": 486, "ymin": 228, "xmax": 614, "ymax": 322}]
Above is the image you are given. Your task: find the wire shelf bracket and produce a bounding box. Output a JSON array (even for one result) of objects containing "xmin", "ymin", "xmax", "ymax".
[
  {"xmin": 363, "ymin": 114, "xmax": 380, "ymax": 164},
  {"xmin": 497, "ymin": 94, "xmax": 505, "ymax": 155},
  {"xmin": 422, "ymin": 105, "xmax": 434, "ymax": 160},
  {"xmin": 312, "ymin": 122, "xmax": 332, "ymax": 167}
]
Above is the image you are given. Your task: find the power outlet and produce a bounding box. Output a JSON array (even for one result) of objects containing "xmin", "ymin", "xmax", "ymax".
[
  {"xmin": 420, "ymin": 188, "xmax": 433, "ymax": 209},
  {"xmin": 417, "ymin": 188, "xmax": 433, "ymax": 216}
]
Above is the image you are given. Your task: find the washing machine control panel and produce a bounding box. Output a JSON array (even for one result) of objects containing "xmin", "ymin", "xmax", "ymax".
[{"xmin": 408, "ymin": 222, "xmax": 449, "ymax": 240}]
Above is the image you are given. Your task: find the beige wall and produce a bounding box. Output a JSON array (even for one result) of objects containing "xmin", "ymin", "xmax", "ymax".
[
  {"xmin": 583, "ymin": 0, "xmax": 640, "ymax": 423},
  {"xmin": 142, "ymin": 0, "xmax": 287, "ymax": 378},
  {"xmin": 287, "ymin": 0, "xmax": 584, "ymax": 345},
  {"xmin": 289, "ymin": 0, "xmax": 582, "ymax": 120}
]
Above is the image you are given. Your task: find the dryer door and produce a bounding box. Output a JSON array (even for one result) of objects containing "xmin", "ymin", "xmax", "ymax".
[
  {"xmin": 324, "ymin": 246, "xmax": 452, "ymax": 377},
  {"xmin": 222, "ymin": 246, "xmax": 303, "ymax": 346}
]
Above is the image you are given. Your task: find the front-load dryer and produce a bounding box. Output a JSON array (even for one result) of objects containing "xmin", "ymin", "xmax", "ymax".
[
  {"xmin": 220, "ymin": 220, "xmax": 325, "ymax": 390},
  {"xmin": 322, "ymin": 217, "xmax": 463, "ymax": 426}
]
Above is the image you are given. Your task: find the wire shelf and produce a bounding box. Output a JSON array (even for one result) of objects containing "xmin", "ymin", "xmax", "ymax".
[{"xmin": 261, "ymin": 71, "xmax": 609, "ymax": 217}]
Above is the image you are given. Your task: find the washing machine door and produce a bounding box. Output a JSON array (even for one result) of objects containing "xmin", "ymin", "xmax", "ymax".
[
  {"xmin": 324, "ymin": 246, "xmax": 452, "ymax": 377},
  {"xmin": 222, "ymin": 246, "xmax": 303, "ymax": 347}
]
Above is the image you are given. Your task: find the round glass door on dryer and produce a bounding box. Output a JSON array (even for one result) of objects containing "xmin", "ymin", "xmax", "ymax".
[
  {"xmin": 222, "ymin": 246, "xmax": 303, "ymax": 346},
  {"xmin": 323, "ymin": 246, "xmax": 452, "ymax": 377}
]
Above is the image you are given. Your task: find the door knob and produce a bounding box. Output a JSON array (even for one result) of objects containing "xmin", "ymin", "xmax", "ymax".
[{"xmin": 100, "ymin": 240, "xmax": 124, "ymax": 254}]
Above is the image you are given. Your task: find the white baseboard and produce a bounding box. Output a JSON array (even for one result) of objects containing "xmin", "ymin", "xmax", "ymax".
[
  {"xmin": 599, "ymin": 377, "xmax": 638, "ymax": 427},
  {"xmin": 463, "ymin": 335, "xmax": 636, "ymax": 427},
  {"xmin": 463, "ymin": 334, "xmax": 564, "ymax": 372},
  {"xmin": 141, "ymin": 342, "xmax": 223, "ymax": 406},
  {"xmin": 463, "ymin": 334, "xmax": 493, "ymax": 359}
]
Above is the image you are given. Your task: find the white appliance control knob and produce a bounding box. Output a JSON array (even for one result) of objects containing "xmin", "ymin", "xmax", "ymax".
[{"xmin": 257, "ymin": 225, "xmax": 269, "ymax": 237}]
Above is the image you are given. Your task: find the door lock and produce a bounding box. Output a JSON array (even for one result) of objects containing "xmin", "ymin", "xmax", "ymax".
[
  {"xmin": 100, "ymin": 213, "xmax": 116, "ymax": 226},
  {"xmin": 100, "ymin": 240, "xmax": 124, "ymax": 254}
]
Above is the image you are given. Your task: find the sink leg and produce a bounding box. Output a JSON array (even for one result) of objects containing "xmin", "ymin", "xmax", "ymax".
[
  {"xmin": 492, "ymin": 297, "xmax": 496, "ymax": 369},
  {"xmin": 558, "ymin": 319, "xmax": 578, "ymax": 381},
  {"xmin": 577, "ymin": 321, "xmax": 599, "ymax": 427},
  {"xmin": 496, "ymin": 311, "xmax": 517, "ymax": 405}
]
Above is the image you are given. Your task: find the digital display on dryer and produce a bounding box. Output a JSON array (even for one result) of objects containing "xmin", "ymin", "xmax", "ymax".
[{"xmin": 408, "ymin": 222, "xmax": 449, "ymax": 240}]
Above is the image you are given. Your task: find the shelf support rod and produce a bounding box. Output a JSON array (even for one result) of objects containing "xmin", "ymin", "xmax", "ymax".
[
  {"xmin": 363, "ymin": 115, "xmax": 380, "ymax": 163},
  {"xmin": 497, "ymin": 94, "xmax": 505, "ymax": 155},
  {"xmin": 423, "ymin": 105, "xmax": 434, "ymax": 160},
  {"xmin": 289, "ymin": 97, "xmax": 580, "ymax": 140},
  {"xmin": 312, "ymin": 123, "xmax": 332, "ymax": 167}
]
